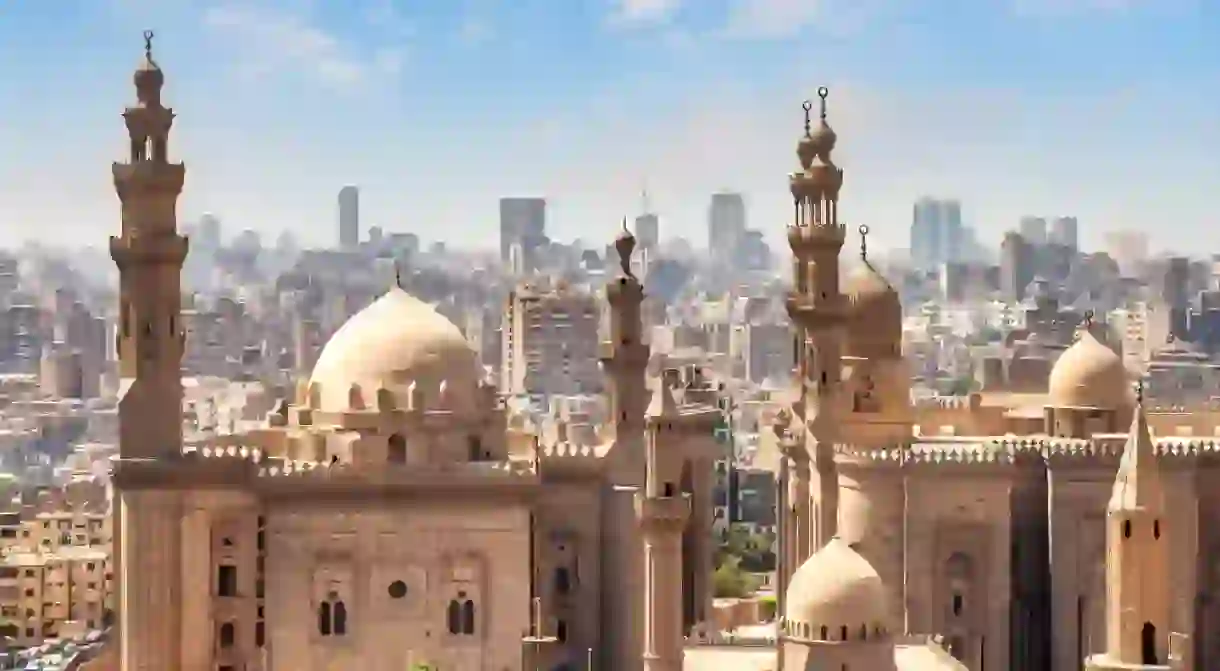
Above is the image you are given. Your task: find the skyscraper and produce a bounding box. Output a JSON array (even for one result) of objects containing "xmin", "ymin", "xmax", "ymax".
[
  {"xmin": 635, "ymin": 213, "xmax": 659, "ymax": 251},
  {"xmin": 1019, "ymin": 216, "xmax": 1048, "ymax": 246},
  {"xmin": 909, "ymin": 197, "xmax": 963, "ymax": 271},
  {"xmin": 338, "ymin": 185, "xmax": 359, "ymax": 250},
  {"xmin": 1050, "ymin": 216, "xmax": 1079, "ymax": 252},
  {"xmin": 708, "ymin": 192, "xmax": 746, "ymax": 265},
  {"xmin": 499, "ymin": 197, "xmax": 547, "ymax": 271}
]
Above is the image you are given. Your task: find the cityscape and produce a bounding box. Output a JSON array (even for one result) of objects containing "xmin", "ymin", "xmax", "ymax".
[{"xmin": 0, "ymin": 2, "xmax": 1216, "ymax": 671}]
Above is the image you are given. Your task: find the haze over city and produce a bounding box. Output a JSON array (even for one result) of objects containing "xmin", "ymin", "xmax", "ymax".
[{"xmin": 0, "ymin": 0, "xmax": 1215, "ymax": 250}]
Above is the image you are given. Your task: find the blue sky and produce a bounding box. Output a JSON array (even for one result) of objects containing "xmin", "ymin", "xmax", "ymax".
[{"xmin": 0, "ymin": 0, "xmax": 1215, "ymax": 254}]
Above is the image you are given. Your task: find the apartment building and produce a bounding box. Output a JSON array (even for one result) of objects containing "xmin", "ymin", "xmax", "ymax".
[{"xmin": 0, "ymin": 546, "xmax": 110, "ymax": 644}]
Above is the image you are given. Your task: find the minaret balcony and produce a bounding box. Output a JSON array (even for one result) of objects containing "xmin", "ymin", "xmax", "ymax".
[
  {"xmin": 787, "ymin": 223, "xmax": 846, "ymax": 256},
  {"xmin": 110, "ymin": 234, "xmax": 189, "ymax": 267},
  {"xmin": 784, "ymin": 294, "xmax": 845, "ymax": 329},
  {"xmin": 634, "ymin": 493, "xmax": 691, "ymax": 534},
  {"xmin": 112, "ymin": 160, "xmax": 186, "ymax": 195}
]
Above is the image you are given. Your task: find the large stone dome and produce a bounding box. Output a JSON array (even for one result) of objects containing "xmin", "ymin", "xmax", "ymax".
[
  {"xmin": 307, "ymin": 287, "xmax": 478, "ymax": 413},
  {"xmin": 1048, "ymin": 328, "xmax": 1131, "ymax": 409},
  {"xmin": 785, "ymin": 537, "xmax": 891, "ymax": 636},
  {"xmin": 844, "ymin": 262, "xmax": 902, "ymax": 359}
]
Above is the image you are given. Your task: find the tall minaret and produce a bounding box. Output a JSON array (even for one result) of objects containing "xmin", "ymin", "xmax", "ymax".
[
  {"xmin": 109, "ymin": 30, "xmax": 188, "ymax": 671},
  {"xmin": 1087, "ymin": 386, "xmax": 1170, "ymax": 670},
  {"xmin": 636, "ymin": 374, "xmax": 691, "ymax": 671},
  {"xmin": 601, "ymin": 221, "xmax": 650, "ymax": 485},
  {"xmin": 784, "ymin": 87, "xmax": 846, "ymax": 550}
]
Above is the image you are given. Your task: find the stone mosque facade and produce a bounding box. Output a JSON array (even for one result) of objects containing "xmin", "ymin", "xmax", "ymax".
[
  {"xmin": 88, "ymin": 31, "xmax": 1218, "ymax": 671},
  {"xmin": 770, "ymin": 90, "xmax": 1204, "ymax": 671},
  {"xmin": 103, "ymin": 37, "xmax": 721, "ymax": 671}
]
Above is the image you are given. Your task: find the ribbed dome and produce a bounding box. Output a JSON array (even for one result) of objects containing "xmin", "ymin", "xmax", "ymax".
[
  {"xmin": 1048, "ymin": 328, "xmax": 1131, "ymax": 409},
  {"xmin": 307, "ymin": 287, "xmax": 478, "ymax": 413},
  {"xmin": 844, "ymin": 262, "xmax": 902, "ymax": 358},
  {"xmin": 785, "ymin": 538, "xmax": 890, "ymax": 633}
]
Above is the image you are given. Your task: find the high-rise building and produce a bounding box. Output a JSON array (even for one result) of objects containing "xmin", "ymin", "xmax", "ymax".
[
  {"xmin": 338, "ymin": 185, "xmax": 359, "ymax": 250},
  {"xmin": 1000, "ymin": 231, "xmax": 1035, "ymax": 302},
  {"xmin": 501, "ymin": 279, "xmax": 602, "ymax": 397},
  {"xmin": 708, "ymin": 192, "xmax": 746, "ymax": 266},
  {"xmin": 499, "ymin": 197, "xmax": 547, "ymax": 271},
  {"xmin": 910, "ymin": 197, "xmax": 963, "ymax": 271},
  {"xmin": 635, "ymin": 213, "xmax": 659, "ymax": 251},
  {"xmin": 1050, "ymin": 216, "xmax": 1079, "ymax": 252},
  {"xmin": 1019, "ymin": 216, "xmax": 1048, "ymax": 246},
  {"xmin": 197, "ymin": 213, "xmax": 222, "ymax": 251}
]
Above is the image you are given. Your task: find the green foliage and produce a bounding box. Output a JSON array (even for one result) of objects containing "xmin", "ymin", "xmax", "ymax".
[
  {"xmin": 712, "ymin": 560, "xmax": 755, "ymax": 599},
  {"xmin": 716, "ymin": 525, "xmax": 776, "ymax": 573}
]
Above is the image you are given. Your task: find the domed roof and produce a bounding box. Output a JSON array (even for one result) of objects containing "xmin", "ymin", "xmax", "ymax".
[
  {"xmin": 1048, "ymin": 328, "xmax": 1131, "ymax": 409},
  {"xmin": 307, "ymin": 287, "xmax": 478, "ymax": 413},
  {"xmin": 844, "ymin": 262, "xmax": 902, "ymax": 358},
  {"xmin": 785, "ymin": 538, "xmax": 890, "ymax": 631}
]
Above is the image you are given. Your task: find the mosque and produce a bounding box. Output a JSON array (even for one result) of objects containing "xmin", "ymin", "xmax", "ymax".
[
  {"xmin": 770, "ymin": 89, "xmax": 1202, "ymax": 671},
  {"xmin": 103, "ymin": 34, "xmax": 720, "ymax": 671},
  {"xmin": 93, "ymin": 28, "xmax": 1212, "ymax": 671}
]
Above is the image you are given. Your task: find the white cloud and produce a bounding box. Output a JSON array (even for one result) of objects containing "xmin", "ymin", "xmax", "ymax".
[
  {"xmin": 202, "ymin": 4, "xmax": 369, "ymax": 86},
  {"xmin": 722, "ymin": 0, "xmax": 824, "ymax": 38},
  {"xmin": 610, "ymin": 0, "xmax": 683, "ymax": 26}
]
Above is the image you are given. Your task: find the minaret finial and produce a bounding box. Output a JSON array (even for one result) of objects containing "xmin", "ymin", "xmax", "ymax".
[
  {"xmin": 614, "ymin": 217, "xmax": 636, "ymax": 277},
  {"xmin": 858, "ymin": 224, "xmax": 870, "ymax": 261},
  {"xmin": 801, "ymin": 100, "xmax": 813, "ymax": 136},
  {"xmin": 817, "ymin": 86, "xmax": 829, "ymax": 121},
  {"xmin": 143, "ymin": 30, "xmax": 155, "ymax": 59},
  {"xmin": 1135, "ymin": 378, "xmax": 1144, "ymax": 405}
]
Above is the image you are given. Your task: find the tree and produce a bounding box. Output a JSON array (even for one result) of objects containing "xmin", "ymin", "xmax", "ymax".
[{"xmin": 712, "ymin": 561, "xmax": 751, "ymax": 599}]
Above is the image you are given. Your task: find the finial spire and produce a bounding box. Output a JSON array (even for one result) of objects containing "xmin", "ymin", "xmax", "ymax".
[
  {"xmin": 817, "ymin": 86, "xmax": 830, "ymax": 121},
  {"xmin": 614, "ymin": 217, "xmax": 637, "ymax": 278},
  {"xmin": 143, "ymin": 30, "xmax": 155, "ymax": 59},
  {"xmin": 801, "ymin": 100, "xmax": 813, "ymax": 136},
  {"xmin": 858, "ymin": 224, "xmax": 870, "ymax": 261}
]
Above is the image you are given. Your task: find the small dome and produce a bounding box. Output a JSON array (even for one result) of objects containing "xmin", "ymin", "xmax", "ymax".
[
  {"xmin": 809, "ymin": 119, "xmax": 838, "ymax": 157},
  {"xmin": 844, "ymin": 262, "xmax": 901, "ymax": 358},
  {"xmin": 785, "ymin": 538, "xmax": 890, "ymax": 633},
  {"xmin": 1048, "ymin": 328, "xmax": 1131, "ymax": 409},
  {"xmin": 307, "ymin": 287, "xmax": 478, "ymax": 413}
]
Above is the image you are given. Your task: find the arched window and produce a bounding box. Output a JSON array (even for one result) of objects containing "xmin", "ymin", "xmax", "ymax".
[
  {"xmin": 388, "ymin": 434, "xmax": 406, "ymax": 463},
  {"xmin": 839, "ymin": 625, "xmax": 848, "ymax": 641},
  {"xmin": 219, "ymin": 622, "xmax": 235, "ymax": 648},
  {"xmin": 1124, "ymin": 520, "xmax": 1132, "ymax": 538},
  {"xmin": 318, "ymin": 601, "xmax": 332, "ymax": 636},
  {"xmin": 554, "ymin": 567, "xmax": 571, "ymax": 595},
  {"xmin": 333, "ymin": 601, "xmax": 347, "ymax": 636},
  {"xmin": 556, "ymin": 619, "xmax": 568, "ymax": 642},
  {"xmin": 461, "ymin": 599, "xmax": 476, "ymax": 634},
  {"xmin": 468, "ymin": 436, "xmax": 483, "ymax": 461},
  {"xmin": 820, "ymin": 625, "xmax": 828, "ymax": 640},
  {"xmin": 1154, "ymin": 519, "xmax": 1161, "ymax": 539},
  {"xmin": 1141, "ymin": 622, "xmax": 1157, "ymax": 665},
  {"xmin": 447, "ymin": 600, "xmax": 462, "ymax": 634}
]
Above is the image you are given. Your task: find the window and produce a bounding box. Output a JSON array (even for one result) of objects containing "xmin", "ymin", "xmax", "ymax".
[
  {"xmin": 467, "ymin": 437, "xmax": 483, "ymax": 461},
  {"xmin": 952, "ymin": 593, "xmax": 963, "ymax": 616},
  {"xmin": 388, "ymin": 580, "xmax": 408, "ymax": 599},
  {"xmin": 217, "ymin": 565, "xmax": 237, "ymax": 597},
  {"xmin": 218, "ymin": 622, "xmax": 235, "ymax": 648},
  {"xmin": 1124, "ymin": 520, "xmax": 1132, "ymax": 539},
  {"xmin": 1154, "ymin": 519, "xmax": 1161, "ymax": 539},
  {"xmin": 447, "ymin": 598, "xmax": 477, "ymax": 635},
  {"xmin": 554, "ymin": 567, "xmax": 571, "ymax": 595},
  {"xmin": 256, "ymin": 621, "xmax": 265, "ymax": 647},
  {"xmin": 388, "ymin": 434, "xmax": 406, "ymax": 463},
  {"xmin": 317, "ymin": 594, "xmax": 348, "ymax": 637},
  {"xmin": 556, "ymin": 619, "xmax": 568, "ymax": 642}
]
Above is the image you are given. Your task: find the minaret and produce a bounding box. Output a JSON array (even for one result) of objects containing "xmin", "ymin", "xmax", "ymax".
[
  {"xmin": 601, "ymin": 220, "xmax": 650, "ymax": 485},
  {"xmin": 636, "ymin": 374, "xmax": 691, "ymax": 671},
  {"xmin": 109, "ymin": 31, "xmax": 188, "ymax": 671},
  {"xmin": 1087, "ymin": 384, "xmax": 1170, "ymax": 670},
  {"xmin": 784, "ymin": 87, "xmax": 847, "ymax": 549}
]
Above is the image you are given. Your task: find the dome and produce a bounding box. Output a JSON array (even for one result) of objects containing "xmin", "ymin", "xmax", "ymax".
[
  {"xmin": 307, "ymin": 287, "xmax": 479, "ymax": 413},
  {"xmin": 844, "ymin": 262, "xmax": 902, "ymax": 358},
  {"xmin": 785, "ymin": 538, "xmax": 890, "ymax": 633},
  {"xmin": 1048, "ymin": 328, "xmax": 1131, "ymax": 409}
]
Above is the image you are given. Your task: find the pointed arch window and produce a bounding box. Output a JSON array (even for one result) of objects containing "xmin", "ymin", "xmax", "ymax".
[
  {"xmin": 447, "ymin": 599, "xmax": 461, "ymax": 634},
  {"xmin": 447, "ymin": 593, "xmax": 477, "ymax": 635},
  {"xmin": 388, "ymin": 434, "xmax": 406, "ymax": 463},
  {"xmin": 218, "ymin": 621, "xmax": 235, "ymax": 648},
  {"xmin": 461, "ymin": 599, "xmax": 476, "ymax": 634},
  {"xmin": 317, "ymin": 592, "xmax": 347, "ymax": 637}
]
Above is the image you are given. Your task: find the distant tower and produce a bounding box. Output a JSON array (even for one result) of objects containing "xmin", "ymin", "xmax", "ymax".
[
  {"xmin": 784, "ymin": 88, "xmax": 847, "ymax": 551},
  {"xmin": 338, "ymin": 185, "xmax": 359, "ymax": 249},
  {"xmin": 636, "ymin": 375, "xmax": 691, "ymax": 671},
  {"xmin": 108, "ymin": 30, "xmax": 189, "ymax": 670},
  {"xmin": 1085, "ymin": 391, "xmax": 1172, "ymax": 671}
]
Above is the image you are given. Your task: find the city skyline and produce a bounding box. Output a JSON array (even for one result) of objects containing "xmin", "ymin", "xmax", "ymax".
[{"xmin": 0, "ymin": 0, "xmax": 1214, "ymax": 252}]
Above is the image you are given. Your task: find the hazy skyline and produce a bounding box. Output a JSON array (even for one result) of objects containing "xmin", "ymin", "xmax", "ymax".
[{"xmin": 0, "ymin": 0, "xmax": 1214, "ymax": 253}]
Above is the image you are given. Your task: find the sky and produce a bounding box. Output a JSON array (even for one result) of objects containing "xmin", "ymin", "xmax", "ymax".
[{"xmin": 0, "ymin": 0, "xmax": 1216, "ymax": 255}]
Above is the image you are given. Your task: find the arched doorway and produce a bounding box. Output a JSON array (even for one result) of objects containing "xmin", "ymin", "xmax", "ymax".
[{"xmin": 1141, "ymin": 622, "xmax": 1157, "ymax": 665}]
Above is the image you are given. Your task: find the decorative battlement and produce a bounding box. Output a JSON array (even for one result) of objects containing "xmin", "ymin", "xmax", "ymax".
[
  {"xmin": 913, "ymin": 395, "xmax": 982, "ymax": 411},
  {"xmin": 832, "ymin": 435, "xmax": 1220, "ymax": 470}
]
